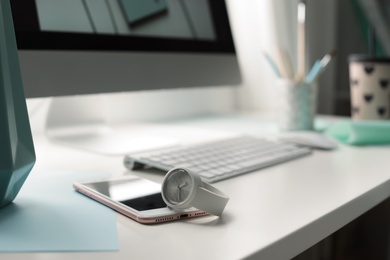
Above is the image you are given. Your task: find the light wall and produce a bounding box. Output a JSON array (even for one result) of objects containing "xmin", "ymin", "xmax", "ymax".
[{"xmin": 226, "ymin": 0, "xmax": 278, "ymax": 114}]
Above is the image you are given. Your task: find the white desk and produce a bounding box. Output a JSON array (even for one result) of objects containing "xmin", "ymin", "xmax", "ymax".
[{"xmin": 2, "ymin": 114, "xmax": 390, "ymax": 260}]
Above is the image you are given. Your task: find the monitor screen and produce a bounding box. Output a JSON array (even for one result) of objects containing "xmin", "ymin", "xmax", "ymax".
[{"xmin": 11, "ymin": 0, "xmax": 241, "ymax": 98}]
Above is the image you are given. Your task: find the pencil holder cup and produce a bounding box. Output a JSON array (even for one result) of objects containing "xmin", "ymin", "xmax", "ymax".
[
  {"xmin": 276, "ymin": 79, "xmax": 317, "ymax": 131},
  {"xmin": 349, "ymin": 55, "xmax": 390, "ymax": 120}
]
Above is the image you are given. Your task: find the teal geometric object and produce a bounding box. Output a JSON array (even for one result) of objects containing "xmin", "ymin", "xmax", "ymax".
[{"xmin": 0, "ymin": 0, "xmax": 36, "ymax": 208}]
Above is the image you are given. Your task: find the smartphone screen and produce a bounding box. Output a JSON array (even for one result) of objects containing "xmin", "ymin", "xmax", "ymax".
[
  {"xmin": 82, "ymin": 178, "xmax": 166, "ymax": 211},
  {"xmin": 74, "ymin": 176, "xmax": 207, "ymax": 224}
]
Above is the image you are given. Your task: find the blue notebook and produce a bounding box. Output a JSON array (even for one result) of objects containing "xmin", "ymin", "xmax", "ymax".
[{"xmin": 325, "ymin": 120, "xmax": 390, "ymax": 145}]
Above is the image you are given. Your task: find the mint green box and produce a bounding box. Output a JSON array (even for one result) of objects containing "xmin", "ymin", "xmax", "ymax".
[{"xmin": 0, "ymin": 0, "xmax": 35, "ymax": 208}]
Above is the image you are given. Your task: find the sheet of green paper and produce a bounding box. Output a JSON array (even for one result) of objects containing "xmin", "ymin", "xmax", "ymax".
[
  {"xmin": 0, "ymin": 171, "xmax": 118, "ymax": 252},
  {"xmin": 325, "ymin": 120, "xmax": 390, "ymax": 145}
]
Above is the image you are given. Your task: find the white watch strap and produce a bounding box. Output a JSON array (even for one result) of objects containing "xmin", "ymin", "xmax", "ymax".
[{"xmin": 191, "ymin": 182, "xmax": 229, "ymax": 216}]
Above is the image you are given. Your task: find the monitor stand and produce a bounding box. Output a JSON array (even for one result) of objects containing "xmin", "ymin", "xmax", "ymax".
[{"xmin": 45, "ymin": 95, "xmax": 178, "ymax": 155}]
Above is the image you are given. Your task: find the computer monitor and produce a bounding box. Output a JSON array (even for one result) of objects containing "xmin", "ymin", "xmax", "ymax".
[{"xmin": 11, "ymin": 0, "xmax": 241, "ymax": 154}]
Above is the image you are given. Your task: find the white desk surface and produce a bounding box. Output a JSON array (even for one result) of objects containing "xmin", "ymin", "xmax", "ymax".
[{"xmin": 2, "ymin": 113, "xmax": 390, "ymax": 260}]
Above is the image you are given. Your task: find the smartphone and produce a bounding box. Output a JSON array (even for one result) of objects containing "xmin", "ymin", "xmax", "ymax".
[{"xmin": 73, "ymin": 176, "xmax": 208, "ymax": 224}]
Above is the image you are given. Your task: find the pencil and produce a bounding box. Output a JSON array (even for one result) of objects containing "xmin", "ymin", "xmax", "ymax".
[
  {"xmin": 262, "ymin": 51, "xmax": 282, "ymax": 78},
  {"xmin": 306, "ymin": 49, "xmax": 337, "ymax": 84},
  {"xmin": 296, "ymin": 0, "xmax": 306, "ymax": 82},
  {"xmin": 274, "ymin": 46, "xmax": 294, "ymax": 80}
]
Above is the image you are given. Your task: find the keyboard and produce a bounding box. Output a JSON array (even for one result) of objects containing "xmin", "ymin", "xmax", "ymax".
[{"xmin": 124, "ymin": 136, "xmax": 312, "ymax": 183}]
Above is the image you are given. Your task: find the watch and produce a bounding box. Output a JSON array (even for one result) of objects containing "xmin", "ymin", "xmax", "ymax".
[{"xmin": 161, "ymin": 168, "xmax": 229, "ymax": 216}]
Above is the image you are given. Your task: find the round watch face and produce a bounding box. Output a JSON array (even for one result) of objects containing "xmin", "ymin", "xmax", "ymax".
[{"xmin": 162, "ymin": 168, "xmax": 193, "ymax": 207}]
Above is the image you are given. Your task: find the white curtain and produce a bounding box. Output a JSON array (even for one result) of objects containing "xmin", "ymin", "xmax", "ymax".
[{"xmin": 227, "ymin": 0, "xmax": 338, "ymax": 115}]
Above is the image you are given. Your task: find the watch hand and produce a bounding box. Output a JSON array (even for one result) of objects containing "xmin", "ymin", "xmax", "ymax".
[
  {"xmin": 177, "ymin": 182, "xmax": 188, "ymax": 201},
  {"xmin": 178, "ymin": 182, "xmax": 188, "ymax": 189}
]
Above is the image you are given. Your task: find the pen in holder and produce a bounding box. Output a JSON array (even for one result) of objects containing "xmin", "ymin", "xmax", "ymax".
[{"xmin": 276, "ymin": 79, "xmax": 317, "ymax": 131}]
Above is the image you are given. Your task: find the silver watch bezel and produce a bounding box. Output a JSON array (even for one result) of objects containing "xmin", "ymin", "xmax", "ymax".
[{"xmin": 161, "ymin": 168, "xmax": 203, "ymax": 210}]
